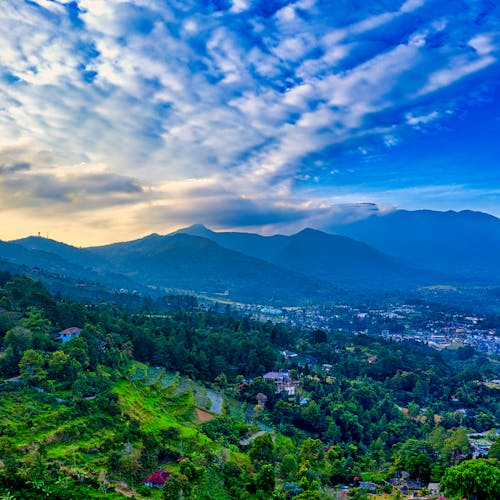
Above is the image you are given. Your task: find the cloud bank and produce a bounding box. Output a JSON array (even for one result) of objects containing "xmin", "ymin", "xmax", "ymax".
[{"xmin": 0, "ymin": 0, "xmax": 499, "ymax": 243}]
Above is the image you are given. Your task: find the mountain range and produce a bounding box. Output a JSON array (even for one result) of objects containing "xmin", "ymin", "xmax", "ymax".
[
  {"xmin": 328, "ymin": 209, "xmax": 500, "ymax": 281},
  {"xmin": 1, "ymin": 209, "xmax": 499, "ymax": 304}
]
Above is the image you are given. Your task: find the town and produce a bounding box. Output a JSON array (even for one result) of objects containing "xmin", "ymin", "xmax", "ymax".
[{"xmin": 226, "ymin": 300, "xmax": 500, "ymax": 356}]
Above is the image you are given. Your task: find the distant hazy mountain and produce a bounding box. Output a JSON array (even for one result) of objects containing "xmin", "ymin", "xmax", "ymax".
[
  {"xmin": 2, "ymin": 238, "xmax": 143, "ymax": 294},
  {"xmin": 176, "ymin": 224, "xmax": 441, "ymax": 288},
  {"xmin": 90, "ymin": 233, "xmax": 334, "ymax": 302},
  {"xmin": 266, "ymin": 228, "xmax": 427, "ymax": 287},
  {"xmin": 5, "ymin": 209, "xmax": 499, "ymax": 305},
  {"xmin": 328, "ymin": 210, "xmax": 500, "ymax": 281},
  {"xmin": 175, "ymin": 224, "xmax": 289, "ymax": 261},
  {"xmin": 12, "ymin": 236, "xmax": 107, "ymax": 270}
]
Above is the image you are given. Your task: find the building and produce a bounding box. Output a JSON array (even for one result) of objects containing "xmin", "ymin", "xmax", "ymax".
[
  {"xmin": 263, "ymin": 371, "xmax": 298, "ymax": 396},
  {"xmin": 56, "ymin": 327, "xmax": 81, "ymax": 343},
  {"xmin": 143, "ymin": 469, "xmax": 171, "ymax": 488}
]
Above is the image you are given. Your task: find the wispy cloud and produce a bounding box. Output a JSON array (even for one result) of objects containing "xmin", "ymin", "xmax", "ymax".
[{"xmin": 0, "ymin": 0, "xmax": 498, "ymax": 243}]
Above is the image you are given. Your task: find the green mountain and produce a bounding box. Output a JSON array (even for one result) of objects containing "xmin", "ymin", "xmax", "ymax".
[
  {"xmin": 176, "ymin": 225, "xmax": 446, "ymax": 289},
  {"xmin": 7, "ymin": 210, "xmax": 499, "ymax": 304},
  {"xmin": 90, "ymin": 232, "xmax": 335, "ymax": 303},
  {"xmin": 1, "ymin": 239, "xmax": 144, "ymax": 298},
  {"xmin": 11, "ymin": 235, "xmax": 107, "ymax": 270}
]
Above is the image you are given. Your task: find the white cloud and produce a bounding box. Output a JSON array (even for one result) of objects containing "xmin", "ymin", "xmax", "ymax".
[
  {"xmin": 406, "ymin": 111, "xmax": 440, "ymax": 126},
  {"xmin": 419, "ymin": 55, "xmax": 496, "ymax": 95},
  {"xmin": 230, "ymin": 0, "xmax": 252, "ymax": 14},
  {"xmin": 0, "ymin": 0, "xmax": 498, "ymax": 243}
]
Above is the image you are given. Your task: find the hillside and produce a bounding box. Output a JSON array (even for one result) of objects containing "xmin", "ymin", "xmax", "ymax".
[
  {"xmin": 4, "ymin": 209, "xmax": 500, "ymax": 304},
  {"xmin": 12, "ymin": 235, "xmax": 108, "ymax": 270},
  {"xmin": 1, "ymin": 238, "xmax": 144, "ymax": 298},
  {"xmin": 0, "ymin": 273, "xmax": 498, "ymax": 498},
  {"xmin": 176, "ymin": 225, "xmax": 448, "ymax": 289},
  {"xmin": 90, "ymin": 233, "xmax": 335, "ymax": 303}
]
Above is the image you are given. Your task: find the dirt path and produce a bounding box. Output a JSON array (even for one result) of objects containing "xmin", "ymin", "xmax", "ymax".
[
  {"xmin": 112, "ymin": 480, "xmax": 137, "ymax": 498},
  {"xmin": 195, "ymin": 408, "xmax": 214, "ymax": 422}
]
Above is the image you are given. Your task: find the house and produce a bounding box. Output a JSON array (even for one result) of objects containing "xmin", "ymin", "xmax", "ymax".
[
  {"xmin": 56, "ymin": 327, "xmax": 81, "ymax": 343},
  {"xmin": 427, "ymin": 483, "xmax": 439, "ymax": 494},
  {"xmin": 359, "ymin": 481, "xmax": 376, "ymax": 492},
  {"xmin": 263, "ymin": 371, "xmax": 298, "ymax": 396},
  {"xmin": 143, "ymin": 469, "xmax": 171, "ymax": 488}
]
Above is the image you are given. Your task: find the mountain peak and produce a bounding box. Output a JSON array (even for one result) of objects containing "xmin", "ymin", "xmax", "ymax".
[
  {"xmin": 187, "ymin": 223, "xmax": 211, "ymax": 231},
  {"xmin": 175, "ymin": 223, "xmax": 214, "ymax": 237},
  {"xmin": 295, "ymin": 227, "xmax": 321, "ymax": 235},
  {"xmin": 12, "ymin": 235, "xmax": 79, "ymax": 250},
  {"xmin": 293, "ymin": 227, "xmax": 327, "ymax": 240}
]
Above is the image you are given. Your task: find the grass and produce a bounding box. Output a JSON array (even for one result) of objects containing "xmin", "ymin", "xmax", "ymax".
[
  {"xmin": 114, "ymin": 376, "xmax": 212, "ymax": 444},
  {"xmin": 0, "ymin": 362, "xmax": 255, "ymax": 498},
  {"xmin": 0, "ymin": 388, "xmax": 73, "ymax": 447}
]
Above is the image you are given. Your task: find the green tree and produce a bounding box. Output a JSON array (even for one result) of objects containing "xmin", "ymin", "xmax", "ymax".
[
  {"xmin": 214, "ymin": 372, "xmax": 228, "ymax": 389},
  {"xmin": 292, "ymin": 490, "xmax": 322, "ymax": 499},
  {"xmin": 47, "ymin": 350, "xmax": 71, "ymax": 380},
  {"xmin": 21, "ymin": 312, "xmax": 52, "ymax": 350},
  {"xmin": 281, "ymin": 454, "xmax": 298, "ymax": 479},
  {"xmin": 19, "ymin": 349, "xmax": 46, "ymax": 384},
  {"xmin": 4, "ymin": 326, "xmax": 32, "ymax": 358},
  {"xmin": 163, "ymin": 472, "xmax": 189, "ymax": 500},
  {"xmin": 256, "ymin": 464, "xmax": 275, "ymax": 494},
  {"xmin": 179, "ymin": 458, "xmax": 200, "ymax": 483},
  {"xmin": 118, "ymin": 442, "xmax": 142, "ymax": 483},
  {"xmin": 487, "ymin": 439, "xmax": 500, "ymax": 460},
  {"xmin": 427, "ymin": 426, "xmax": 446, "ymax": 451},
  {"xmin": 298, "ymin": 438, "xmax": 325, "ymax": 468},
  {"xmin": 407, "ymin": 402, "xmax": 420, "ymax": 419},
  {"xmin": 406, "ymin": 453, "xmax": 431, "ymax": 483},
  {"xmin": 249, "ymin": 433, "xmax": 275, "ymax": 470},
  {"xmin": 440, "ymin": 459, "xmax": 500, "ymax": 500},
  {"xmin": 394, "ymin": 438, "xmax": 434, "ymax": 472},
  {"xmin": 443, "ymin": 427, "xmax": 471, "ymax": 464},
  {"xmin": 62, "ymin": 336, "xmax": 90, "ymax": 367}
]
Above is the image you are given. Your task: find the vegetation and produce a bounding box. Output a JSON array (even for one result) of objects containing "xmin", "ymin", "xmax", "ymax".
[
  {"xmin": 0, "ymin": 271, "xmax": 498, "ymax": 498},
  {"xmin": 440, "ymin": 458, "xmax": 500, "ymax": 499}
]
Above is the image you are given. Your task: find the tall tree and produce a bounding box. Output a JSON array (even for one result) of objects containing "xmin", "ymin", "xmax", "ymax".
[{"xmin": 440, "ymin": 459, "xmax": 500, "ymax": 500}]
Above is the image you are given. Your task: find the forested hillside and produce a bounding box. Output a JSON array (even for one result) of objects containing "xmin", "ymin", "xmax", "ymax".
[{"xmin": 0, "ymin": 272, "xmax": 498, "ymax": 499}]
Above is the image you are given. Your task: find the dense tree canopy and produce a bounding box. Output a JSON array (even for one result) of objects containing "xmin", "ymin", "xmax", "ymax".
[
  {"xmin": 440, "ymin": 459, "xmax": 500, "ymax": 500},
  {"xmin": 0, "ymin": 272, "xmax": 498, "ymax": 499}
]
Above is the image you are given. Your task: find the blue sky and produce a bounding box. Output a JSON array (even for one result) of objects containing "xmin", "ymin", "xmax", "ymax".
[{"xmin": 0, "ymin": 0, "xmax": 499, "ymax": 245}]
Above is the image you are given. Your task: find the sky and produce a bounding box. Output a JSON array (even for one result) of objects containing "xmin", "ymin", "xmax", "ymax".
[{"xmin": 0, "ymin": 0, "xmax": 499, "ymax": 246}]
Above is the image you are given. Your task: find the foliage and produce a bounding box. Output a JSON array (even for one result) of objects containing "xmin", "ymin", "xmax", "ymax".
[
  {"xmin": 201, "ymin": 416, "xmax": 247, "ymax": 446},
  {"xmin": 249, "ymin": 433, "xmax": 276, "ymax": 470},
  {"xmin": 440, "ymin": 459, "xmax": 500, "ymax": 500},
  {"xmin": 0, "ymin": 272, "xmax": 499, "ymax": 499}
]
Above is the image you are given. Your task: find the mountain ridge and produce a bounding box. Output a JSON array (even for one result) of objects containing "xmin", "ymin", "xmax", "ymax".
[{"xmin": 6, "ymin": 208, "xmax": 500, "ymax": 303}]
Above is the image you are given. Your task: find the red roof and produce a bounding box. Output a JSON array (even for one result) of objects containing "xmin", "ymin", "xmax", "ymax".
[{"xmin": 144, "ymin": 470, "xmax": 170, "ymax": 485}]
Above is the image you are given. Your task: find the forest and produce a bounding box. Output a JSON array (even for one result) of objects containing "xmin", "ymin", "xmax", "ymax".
[{"xmin": 0, "ymin": 271, "xmax": 498, "ymax": 499}]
